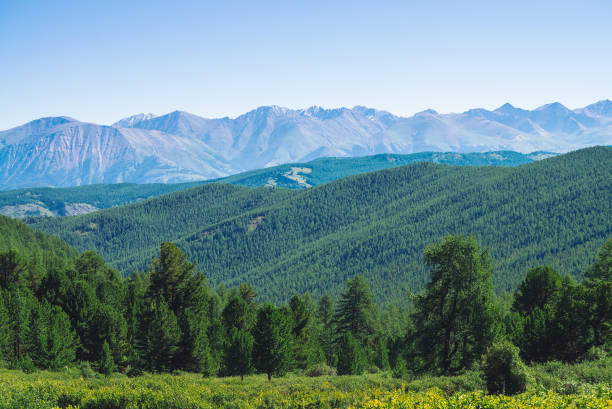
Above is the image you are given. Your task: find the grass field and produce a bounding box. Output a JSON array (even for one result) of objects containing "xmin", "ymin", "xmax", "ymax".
[{"xmin": 1, "ymin": 359, "xmax": 610, "ymax": 409}]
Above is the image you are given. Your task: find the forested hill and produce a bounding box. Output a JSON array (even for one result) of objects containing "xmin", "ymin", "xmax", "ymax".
[
  {"xmin": 0, "ymin": 214, "xmax": 78, "ymax": 272},
  {"xmin": 30, "ymin": 147, "xmax": 612, "ymax": 304},
  {"xmin": 1, "ymin": 151, "xmax": 549, "ymax": 218}
]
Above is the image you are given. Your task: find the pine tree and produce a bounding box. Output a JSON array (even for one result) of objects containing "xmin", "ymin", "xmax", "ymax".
[
  {"xmin": 0, "ymin": 294, "xmax": 10, "ymax": 359},
  {"xmin": 253, "ymin": 304, "xmax": 291, "ymax": 381},
  {"xmin": 412, "ymin": 235, "xmax": 497, "ymax": 373},
  {"xmin": 30, "ymin": 303, "xmax": 76, "ymax": 369},
  {"xmin": 224, "ymin": 327, "xmax": 254, "ymax": 380},
  {"xmin": 334, "ymin": 276, "xmax": 379, "ymax": 346},
  {"xmin": 222, "ymin": 295, "xmax": 254, "ymax": 331},
  {"xmin": 317, "ymin": 294, "xmax": 336, "ymax": 365},
  {"xmin": 289, "ymin": 294, "xmax": 324, "ymax": 370},
  {"xmin": 0, "ymin": 250, "xmax": 27, "ymax": 290},
  {"xmin": 142, "ymin": 299, "xmax": 181, "ymax": 372},
  {"xmin": 99, "ymin": 341, "xmax": 115, "ymax": 375},
  {"xmin": 336, "ymin": 331, "xmax": 366, "ymax": 375},
  {"xmin": 513, "ymin": 266, "xmax": 562, "ymax": 314},
  {"xmin": 146, "ymin": 243, "xmax": 211, "ymax": 372}
]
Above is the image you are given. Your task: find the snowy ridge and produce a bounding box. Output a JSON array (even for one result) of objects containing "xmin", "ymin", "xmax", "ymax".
[{"xmin": 0, "ymin": 100, "xmax": 611, "ymax": 189}]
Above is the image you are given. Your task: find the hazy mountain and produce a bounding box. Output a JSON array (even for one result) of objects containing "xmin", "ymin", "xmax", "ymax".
[{"xmin": 1, "ymin": 100, "xmax": 610, "ymax": 189}]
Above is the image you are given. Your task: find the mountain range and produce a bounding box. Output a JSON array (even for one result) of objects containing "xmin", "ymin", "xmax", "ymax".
[{"xmin": 1, "ymin": 100, "xmax": 611, "ymax": 190}]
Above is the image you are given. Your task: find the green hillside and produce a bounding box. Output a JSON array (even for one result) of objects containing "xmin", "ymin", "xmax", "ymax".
[
  {"xmin": 0, "ymin": 214, "xmax": 78, "ymax": 271},
  {"xmin": 29, "ymin": 147, "xmax": 610, "ymax": 304},
  {"xmin": 1, "ymin": 151, "xmax": 547, "ymax": 217}
]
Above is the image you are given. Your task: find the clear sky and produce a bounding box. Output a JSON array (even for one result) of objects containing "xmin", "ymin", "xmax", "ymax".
[{"xmin": 1, "ymin": 0, "xmax": 611, "ymax": 129}]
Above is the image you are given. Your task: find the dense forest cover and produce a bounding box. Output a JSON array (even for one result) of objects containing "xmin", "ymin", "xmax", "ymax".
[
  {"xmin": 0, "ymin": 150, "xmax": 546, "ymax": 218},
  {"xmin": 30, "ymin": 147, "xmax": 612, "ymax": 304},
  {"xmin": 0, "ymin": 220, "xmax": 610, "ymax": 397}
]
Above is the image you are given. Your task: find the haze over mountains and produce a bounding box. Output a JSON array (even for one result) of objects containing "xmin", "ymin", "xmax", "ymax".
[{"xmin": 1, "ymin": 100, "xmax": 611, "ymax": 190}]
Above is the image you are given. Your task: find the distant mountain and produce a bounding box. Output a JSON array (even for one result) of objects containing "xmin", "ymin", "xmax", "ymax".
[
  {"xmin": 112, "ymin": 113, "xmax": 156, "ymax": 128},
  {"xmin": 1, "ymin": 100, "xmax": 610, "ymax": 189},
  {"xmin": 29, "ymin": 147, "xmax": 612, "ymax": 304},
  {"xmin": 0, "ymin": 150, "xmax": 554, "ymax": 218}
]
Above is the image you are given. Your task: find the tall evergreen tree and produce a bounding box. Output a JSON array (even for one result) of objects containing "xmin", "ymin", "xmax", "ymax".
[
  {"xmin": 222, "ymin": 295, "xmax": 255, "ymax": 331},
  {"xmin": 142, "ymin": 298, "xmax": 181, "ymax": 372},
  {"xmin": 99, "ymin": 341, "xmax": 115, "ymax": 375},
  {"xmin": 334, "ymin": 276, "xmax": 379, "ymax": 345},
  {"xmin": 336, "ymin": 331, "xmax": 367, "ymax": 375},
  {"xmin": 289, "ymin": 294, "xmax": 324, "ymax": 369},
  {"xmin": 30, "ymin": 302, "xmax": 76, "ymax": 369},
  {"xmin": 145, "ymin": 243, "xmax": 211, "ymax": 372},
  {"xmin": 585, "ymin": 238, "xmax": 612, "ymax": 283},
  {"xmin": 0, "ymin": 294, "xmax": 9, "ymax": 359},
  {"xmin": 224, "ymin": 327, "xmax": 254, "ymax": 380},
  {"xmin": 412, "ymin": 235, "xmax": 497, "ymax": 373},
  {"xmin": 253, "ymin": 304, "xmax": 291, "ymax": 381},
  {"xmin": 512, "ymin": 266, "xmax": 562, "ymax": 314},
  {"xmin": 0, "ymin": 250, "xmax": 27, "ymax": 290},
  {"xmin": 317, "ymin": 294, "xmax": 336, "ymax": 365}
]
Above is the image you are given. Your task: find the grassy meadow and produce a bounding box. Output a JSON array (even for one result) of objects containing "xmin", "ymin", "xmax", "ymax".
[{"xmin": 1, "ymin": 358, "xmax": 610, "ymax": 409}]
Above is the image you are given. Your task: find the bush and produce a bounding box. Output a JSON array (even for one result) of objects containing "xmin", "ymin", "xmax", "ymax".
[
  {"xmin": 306, "ymin": 363, "xmax": 337, "ymax": 377},
  {"xmin": 79, "ymin": 361, "xmax": 97, "ymax": 379},
  {"xmin": 583, "ymin": 346, "xmax": 607, "ymax": 362},
  {"xmin": 406, "ymin": 371, "xmax": 484, "ymax": 393},
  {"xmin": 10, "ymin": 355, "xmax": 36, "ymax": 374},
  {"xmin": 482, "ymin": 341, "xmax": 530, "ymax": 395},
  {"xmin": 126, "ymin": 366, "xmax": 144, "ymax": 378},
  {"xmin": 392, "ymin": 357, "xmax": 408, "ymax": 379}
]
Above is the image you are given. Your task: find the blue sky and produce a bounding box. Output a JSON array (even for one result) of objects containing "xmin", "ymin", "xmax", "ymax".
[{"xmin": 1, "ymin": 0, "xmax": 611, "ymax": 129}]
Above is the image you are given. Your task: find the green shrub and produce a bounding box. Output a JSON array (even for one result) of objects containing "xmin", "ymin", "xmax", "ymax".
[
  {"xmin": 482, "ymin": 341, "xmax": 530, "ymax": 395},
  {"xmin": 79, "ymin": 361, "xmax": 97, "ymax": 379},
  {"xmin": 392, "ymin": 357, "xmax": 408, "ymax": 379},
  {"xmin": 10, "ymin": 355, "xmax": 36, "ymax": 374},
  {"xmin": 583, "ymin": 346, "xmax": 607, "ymax": 362},
  {"xmin": 306, "ymin": 363, "xmax": 337, "ymax": 377}
]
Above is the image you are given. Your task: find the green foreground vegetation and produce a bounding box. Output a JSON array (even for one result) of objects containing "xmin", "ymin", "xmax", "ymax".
[
  {"xmin": 0, "ymin": 360, "xmax": 610, "ymax": 409},
  {"xmin": 30, "ymin": 147, "xmax": 611, "ymax": 303}
]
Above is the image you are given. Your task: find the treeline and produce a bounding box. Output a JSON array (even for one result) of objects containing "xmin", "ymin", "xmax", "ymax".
[
  {"xmin": 0, "ymin": 234, "xmax": 609, "ymax": 385},
  {"xmin": 30, "ymin": 147, "xmax": 612, "ymax": 304}
]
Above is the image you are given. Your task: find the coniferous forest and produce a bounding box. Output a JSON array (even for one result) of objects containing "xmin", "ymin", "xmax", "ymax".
[
  {"xmin": 1, "ymin": 211, "xmax": 611, "ymax": 381},
  {"xmin": 27, "ymin": 147, "xmax": 612, "ymax": 304}
]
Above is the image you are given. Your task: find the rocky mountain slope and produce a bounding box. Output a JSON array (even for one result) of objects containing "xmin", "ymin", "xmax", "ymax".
[{"xmin": 1, "ymin": 100, "xmax": 610, "ymax": 189}]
